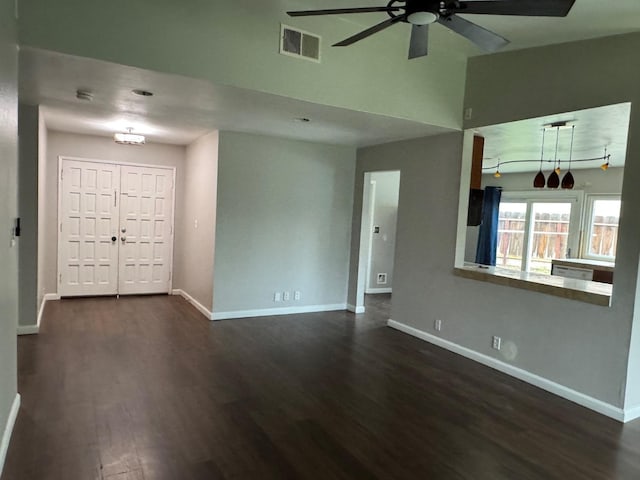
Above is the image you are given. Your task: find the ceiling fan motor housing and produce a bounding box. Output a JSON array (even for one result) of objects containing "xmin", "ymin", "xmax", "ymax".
[{"xmin": 390, "ymin": 0, "xmax": 442, "ymax": 22}]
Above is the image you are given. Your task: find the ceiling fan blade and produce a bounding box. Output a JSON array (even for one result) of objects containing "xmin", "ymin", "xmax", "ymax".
[
  {"xmin": 334, "ymin": 15, "xmax": 406, "ymax": 47},
  {"xmin": 408, "ymin": 24, "xmax": 429, "ymax": 59},
  {"xmin": 453, "ymin": 0, "xmax": 576, "ymax": 17},
  {"xmin": 437, "ymin": 14, "xmax": 509, "ymax": 52},
  {"xmin": 288, "ymin": 7, "xmax": 400, "ymax": 17}
]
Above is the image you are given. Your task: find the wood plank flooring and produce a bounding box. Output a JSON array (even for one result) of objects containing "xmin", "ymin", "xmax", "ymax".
[{"xmin": 4, "ymin": 293, "xmax": 640, "ymax": 479}]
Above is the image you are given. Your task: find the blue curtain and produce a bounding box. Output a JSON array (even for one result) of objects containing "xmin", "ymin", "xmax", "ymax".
[{"xmin": 475, "ymin": 186, "xmax": 502, "ymax": 266}]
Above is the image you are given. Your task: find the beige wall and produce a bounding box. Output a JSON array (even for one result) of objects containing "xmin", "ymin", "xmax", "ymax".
[
  {"xmin": 350, "ymin": 131, "xmax": 632, "ymax": 410},
  {"xmin": 214, "ymin": 131, "xmax": 356, "ymax": 315},
  {"xmin": 42, "ymin": 131, "xmax": 186, "ymax": 296},
  {"xmin": 173, "ymin": 131, "xmax": 218, "ymax": 313},
  {"xmin": 348, "ymin": 33, "xmax": 640, "ymax": 412},
  {"xmin": 464, "ymin": 32, "xmax": 640, "ymax": 409}
]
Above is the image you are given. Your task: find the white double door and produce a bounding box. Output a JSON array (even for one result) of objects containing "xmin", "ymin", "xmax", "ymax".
[{"xmin": 58, "ymin": 159, "xmax": 175, "ymax": 297}]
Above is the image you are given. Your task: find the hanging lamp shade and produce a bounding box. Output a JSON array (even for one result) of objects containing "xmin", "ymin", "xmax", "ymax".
[
  {"xmin": 547, "ymin": 170, "xmax": 560, "ymax": 188},
  {"xmin": 561, "ymin": 125, "xmax": 575, "ymax": 189},
  {"xmin": 561, "ymin": 171, "xmax": 574, "ymax": 189},
  {"xmin": 533, "ymin": 128, "xmax": 547, "ymax": 188},
  {"xmin": 533, "ymin": 170, "xmax": 546, "ymax": 188}
]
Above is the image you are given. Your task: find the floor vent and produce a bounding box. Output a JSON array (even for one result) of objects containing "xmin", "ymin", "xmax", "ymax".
[{"xmin": 280, "ymin": 24, "xmax": 321, "ymax": 62}]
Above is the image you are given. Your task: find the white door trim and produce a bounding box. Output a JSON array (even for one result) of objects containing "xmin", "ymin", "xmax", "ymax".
[{"xmin": 57, "ymin": 156, "xmax": 177, "ymax": 296}]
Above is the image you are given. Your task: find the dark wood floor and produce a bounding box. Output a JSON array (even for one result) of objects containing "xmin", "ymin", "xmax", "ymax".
[{"xmin": 4, "ymin": 293, "xmax": 640, "ymax": 479}]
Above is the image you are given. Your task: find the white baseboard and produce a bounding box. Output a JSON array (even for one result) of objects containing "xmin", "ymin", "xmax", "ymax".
[
  {"xmin": 387, "ymin": 319, "xmax": 627, "ymax": 423},
  {"xmin": 347, "ymin": 304, "xmax": 366, "ymax": 314},
  {"xmin": 0, "ymin": 394, "xmax": 20, "ymax": 478},
  {"xmin": 212, "ymin": 303, "xmax": 347, "ymax": 321},
  {"xmin": 365, "ymin": 288, "xmax": 392, "ymax": 294},
  {"xmin": 171, "ymin": 289, "xmax": 213, "ymax": 320},
  {"xmin": 17, "ymin": 293, "xmax": 60, "ymax": 336},
  {"xmin": 623, "ymin": 405, "xmax": 640, "ymax": 423},
  {"xmin": 17, "ymin": 325, "xmax": 39, "ymax": 335}
]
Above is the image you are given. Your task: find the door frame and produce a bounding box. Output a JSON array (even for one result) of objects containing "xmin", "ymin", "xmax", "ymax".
[
  {"xmin": 57, "ymin": 155, "xmax": 177, "ymax": 297},
  {"xmin": 354, "ymin": 169, "xmax": 401, "ymax": 312}
]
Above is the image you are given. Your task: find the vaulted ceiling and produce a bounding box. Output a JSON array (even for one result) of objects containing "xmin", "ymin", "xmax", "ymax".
[{"xmin": 18, "ymin": 0, "xmax": 640, "ymax": 148}]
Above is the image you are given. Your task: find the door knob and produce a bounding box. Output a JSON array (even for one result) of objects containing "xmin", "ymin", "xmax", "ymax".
[
  {"xmin": 121, "ymin": 228, "xmax": 127, "ymax": 233},
  {"xmin": 111, "ymin": 236, "xmax": 117, "ymax": 242},
  {"xmin": 121, "ymin": 236, "xmax": 126, "ymax": 242}
]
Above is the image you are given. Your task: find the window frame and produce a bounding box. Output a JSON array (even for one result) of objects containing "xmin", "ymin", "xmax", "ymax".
[
  {"xmin": 499, "ymin": 190, "xmax": 584, "ymax": 273},
  {"xmin": 581, "ymin": 194, "xmax": 621, "ymax": 261}
]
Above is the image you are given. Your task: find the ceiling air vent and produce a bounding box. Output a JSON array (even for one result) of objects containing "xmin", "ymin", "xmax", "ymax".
[{"xmin": 280, "ymin": 24, "xmax": 321, "ymax": 62}]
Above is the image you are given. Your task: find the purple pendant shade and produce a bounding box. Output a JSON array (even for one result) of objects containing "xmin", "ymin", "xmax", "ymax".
[
  {"xmin": 561, "ymin": 171, "xmax": 574, "ymax": 189},
  {"xmin": 547, "ymin": 170, "xmax": 560, "ymax": 188}
]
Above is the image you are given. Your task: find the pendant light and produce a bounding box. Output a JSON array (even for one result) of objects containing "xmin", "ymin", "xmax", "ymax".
[
  {"xmin": 547, "ymin": 126, "xmax": 560, "ymax": 189},
  {"xmin": 601, "ymin": 147, "xmax": 610, "ymax": 170},
  {"xmin": 561, "ymin": 125, "xmax": 575, "ymax": 189},
  {"xmin": 533, "ymin": 128, "xmax": 546, "ymax": 188},
  {"xmin": 494, "ymin": 160, "xmax": 502, "ymax": 178}
]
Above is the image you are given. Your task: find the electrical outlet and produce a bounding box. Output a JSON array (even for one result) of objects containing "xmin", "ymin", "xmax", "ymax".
[
  {"xmin": 294, "ymin": 290, "xmax": 301, "ymax": 301},
  {"xmin": 434, "ymin": 319, "xmax": 442, "ymax": 331},
  {"xmin": 377, "ymin": 273, "xmax": 387, "ymax": 285},
  {"xmin": 283, "ymin": 291, "xmax": 290, "ymax": 301},
  {"xmin": 274, "ymin": 292, "xmax": 282, "ymax": 302},
  {"xmin": 492, "ymin": 336, "xmax": 502, "ymax": 350}
]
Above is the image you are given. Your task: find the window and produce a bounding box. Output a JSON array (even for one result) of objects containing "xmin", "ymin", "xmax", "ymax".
[
  {"xmin": 496, "ymin": 192, "xmax": 582, "ymax": 275},
  {"xmin": 497, "ymin": 202, "xmax": 526, "ymax": 270},
  {"xmin": 584, "ymin": 196, "xmax": 620, "ymax": 260}
]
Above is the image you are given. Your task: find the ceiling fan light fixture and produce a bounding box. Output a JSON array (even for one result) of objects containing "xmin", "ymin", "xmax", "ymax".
[{"xmin": 407, "ymin": 11, "xmax": 438, "ymax": 25}]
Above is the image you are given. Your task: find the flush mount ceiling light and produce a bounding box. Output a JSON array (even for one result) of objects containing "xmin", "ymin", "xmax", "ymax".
[
  {"xmin": 132, "ymin": 89, "xmax": 154, "ymax": 97},
  {"xmin": 114, "ymin": 128, "xmax": 145, "ymax": 146},
  {"xmin": 76, "ymin": 89, "xmax": 94, "ymax": 101}
]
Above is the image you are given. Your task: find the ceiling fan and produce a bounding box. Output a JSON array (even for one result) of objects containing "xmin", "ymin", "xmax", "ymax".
[{"xmin": 287, "ymin": 0, "xmax": 576, "ymax": 59}]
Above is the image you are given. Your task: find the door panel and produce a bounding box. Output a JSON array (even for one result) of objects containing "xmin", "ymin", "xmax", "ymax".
[
  {"xmin": 59, "ymin": 160, "xmax": 120, "ymax": 296},
  {"xmin": 118, "ymin": 165, "xmax": 174, "ymax": 295}
]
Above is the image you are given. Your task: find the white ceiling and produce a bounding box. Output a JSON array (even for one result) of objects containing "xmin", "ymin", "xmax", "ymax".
[
  {"xmin": 18, "ymin": 1, "xmax": 640, "ymax": 149},
  {"xmin": 475, "ymin": 103, "xmax": 632, "ymax": 173}
]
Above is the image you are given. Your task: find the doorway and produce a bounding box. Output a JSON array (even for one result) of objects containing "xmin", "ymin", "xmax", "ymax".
[
  {"xmin": 355, "ymin": 170, "xmax": 400, "ymax": 312},
  {"xmin": 57, "ymin": 157, "xmax": 176, "ymax": 297}
]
